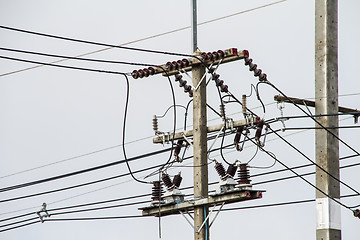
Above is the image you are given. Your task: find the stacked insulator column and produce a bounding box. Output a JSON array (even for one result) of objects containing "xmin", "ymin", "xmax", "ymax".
[
  {"xmin": 212, "ymin": 73, "xmax": 228, "ymax": 93},
  {"xmin": 244, "ymin": 56, "xmax": 267, "ymax": 82},
  {"xmin": 214, "ymin": 162, "xmax": 226, "ymax": 179},
  {"xmin": 200, "ymin": 50, "xmax": 226, "ymax": 61},
  {"xmin": 226, "ymin": 164, "xmax": 238, "ymax": 178},
  {"xmin": 175, "ymin": 74, "xmax": 193, "ymax": 97},
  {"xmin": 172, "ymin": 173, "xmax": 183, "ymax": 188},
  {"xmin": 162, "ymin": 172, "xmax": 183, "ymax": 191},
  {"xmin": 165, "ymin": 58, "xmax": 190, "ymax": 71},
  {"xmin": 151, "ymin": 181, "xmax": 164, "ymax": 204},
  {"xmin": 237, "ymin": 163, "xmax": 252, "ymax": 187}
]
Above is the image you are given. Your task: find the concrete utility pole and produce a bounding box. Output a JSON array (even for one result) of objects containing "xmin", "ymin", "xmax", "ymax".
[
  {"xmin": 315, "ymin": 0, "xmax": 341, "ymax": 239},
  {"xmin": 191, "ymin": 1, "xmax": 209, "ymax": 239}
]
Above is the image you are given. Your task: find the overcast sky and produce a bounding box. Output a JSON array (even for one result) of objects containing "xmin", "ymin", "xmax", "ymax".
[{"xmin": 1, "ymin": 0, "xmax": 359, "ymax": 239}]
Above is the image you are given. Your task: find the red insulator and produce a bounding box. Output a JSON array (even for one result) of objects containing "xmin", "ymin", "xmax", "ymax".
[
  {"xmin": 226, "ymin": 164, "xmax": 237, "ymax": 178},
  {"xmin": 173, "ymin": 173, "xmax": 182, "ymax": 188},
  {"xmin": 175, "ymin": 73, "xmax": 182, "ymax": 81},
  {"xmin": 131, "ymin": 70, "xmax": 139, "ymax": 79},
  {"xmin": 242, "ymin": 50, "xmax": 249, "ymax": 58},
  {"xmin": 207, "ymin": 52, "xmax": 214, "ymax": 61},
  {"xmin": 152, "ymin": 181, "xmax": 163, "ymax": 202},
  {"xmin": 212, "ymin": 73, "xmax": 220, "ymax": 80},
  {"xmin": 174, "ymin": 140, "xmax": 184, "ymax": 157},
  {"xmin": 215, "ymin": 79, "xmax": 224, "ymax": 87},
  {"xmin": 201, "ymin": 52, "xmax": 208, "ymax": 60},
  {"xmin": 166, "ymin": 61, "xmax": 173, "ymax": 70},
  {"xmin": 259, "ymin": 73, "xmax": 267, "ymax": 81},
  {"xmin": 208, "ymin": 67, "xmax": 215, "ymax": 73},
  {"xmin": 162, "ymin": 173, "xmax": 173, "ymax": 190},
  {"xmin": 138, "ymin": 69, "xmax": 145, "ymax": 78},
  {"xmin": 182, "ymin": 58, "xmax": 190, "ymax": 67},
  {"xmin": 220, "ymin": 84, "xmax": 228, "ymax": 93},
  {"xmin": 244, "ymin": 58, "xmax": 252, "ymax": 66},
  {"xmin": 249, "ymin": 63, "xmax": 257, "ymax": 71},
  {"xmin": 179, "ymin": 79, "xmax": 187, "ymax": 87},
  {"xmin": 172, "ymin": 61, "xmax": 179, "ymax": 70},
  {"xmin": 143, "ymin": 68, "xmax": 150, "ymax": 77},
  {"xmin": 184, "ymin": 85, "xmax": 192, "ymax": 93},
  {"xmin": 215, "ymin": 162, "xmax": 226, "ymax": 178},
  {"xmin": 148, "ymin": 67, "xmax": 156, "ymax": 75},
  {"xmin": 217, "ymin": 50, "xmax": 225, "ymax": 58},
  {"xmin": 238, "ymin": 163, "xmax": 251, "ymax": 185},
  {"xmin": 254, "ymin": 68, "xmax": 262, "ymax": 77},
  {"xmin": 177, "ymin": 60, "xmax": 184, "ymax": 68},
  {"xmin": 212, "ymin": 51, "xmax": 219, "ymax": 60}
]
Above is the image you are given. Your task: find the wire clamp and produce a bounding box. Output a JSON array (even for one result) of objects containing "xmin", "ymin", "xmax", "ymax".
[
  {"xmin": 37, "ymin": 202, "xmax": 50, "ymax": 223},
  {"xmin": 353, "ymin": 209, "xmax": 360, "ymax": 219}
]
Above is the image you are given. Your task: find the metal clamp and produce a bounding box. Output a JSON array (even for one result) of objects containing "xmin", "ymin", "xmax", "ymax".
[{"xmin": 37, "ymin": 203, "xmax": 50, "ymax": 223}]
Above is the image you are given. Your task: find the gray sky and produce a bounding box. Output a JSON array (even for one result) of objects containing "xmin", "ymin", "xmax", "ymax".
[{"xmin": 0, "ymin": 0, "xmax": 359, "ymax": 239}]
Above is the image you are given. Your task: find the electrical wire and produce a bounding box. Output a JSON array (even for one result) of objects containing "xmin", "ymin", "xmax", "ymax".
[{"xmin": 0, "ymin": 55, "xmax": 127, "ymax": 75}]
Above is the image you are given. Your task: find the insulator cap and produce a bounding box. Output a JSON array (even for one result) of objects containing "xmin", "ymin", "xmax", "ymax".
[
  {"xmin": 259, "ymin": 73, "xmax": 267, "ymax": 81},
  {"xmin": 182, "ymin": 58, "xmax": 190, "ymax": 67},
  {"xmin": 217, "ymin": 50, "xmax": 225, "ymax": 58},
  {"xmin": 212, "ymin": 51, "xmax": 219, "ymax": 60},
  {"xmin": 184, "ymin": 85, "xmax": 192, "ymax": 93},
  {"xmin": 148, "ymin": 67, "xmax": 156, "ymax": 75},
  {"xmin": 166, "ymin": 62, "xmax": 173, "ymax": 70},
  {"xmin": 175, "ymin": 73, "xmax": 182, "ymax": 81},
  {"xmin": 226, "ymin": 164, "xmax": 237, "ymax": 178},
  {"xmin": 179, "ymin": 79, "xmax": 187, "ymax": 87},
  {"xmin": 244, "ymin": 58, "xmax": 252, "ymax": 66},
  {"xmin": 207, "ymin": 52, "xmax": 214, "ymax": 61},
  {"xmin": 254, "ymin": 68, "xmax": 262, "ymax": 77},
  {"xmin": 131, "ymin": 70, "xmax": 139, "ymax": 79},
  {"xmin": 201, "ymin": 52, "xmax": 208, "ymax": 60},
  {"xmin": 215, "ymin": 79, "xmax": 223, "ymax": 87},
  {"xmin": 220, "ymin": 84, "xmax": 228, "ymax": 93},
  {"xmin": 249, "ymin": 63, "xmax": 257, "ymax": 71},
  {"xmin": 138, "ymin": 69, "xmax": 145, "ymax": 78},
  {"xmin": 143, "ymin": 68, "xmax": 150, "ymax": 77},
  {"xmin": 173, "ymin": 173, "xmax": 182, "ymax": 188},
  {"xmin": 212, "ymin": 74, "xmax": 220, "ymax": 80}
]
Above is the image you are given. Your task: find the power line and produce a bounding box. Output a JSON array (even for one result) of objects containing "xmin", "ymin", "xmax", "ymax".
[{"xmin": 0, "ymin": 55, "xmax": 127, "ymax": 75}]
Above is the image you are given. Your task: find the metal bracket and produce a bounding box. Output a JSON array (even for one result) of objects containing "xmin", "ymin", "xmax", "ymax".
[{"xmin": 179, "ymin": 202, "xmax": 225, "ymax": 233}]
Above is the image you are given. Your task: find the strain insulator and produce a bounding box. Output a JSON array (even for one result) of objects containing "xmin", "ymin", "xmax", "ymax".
[
  {"xmin": 162, "ymin": 173, "xmax": 173, "ymax": 190},
  {"xmin": 249, "ymin": 63, "xmax": 257, "ymax": 72},
  {"xmin": 254, "ymin": 68, "xmax": 262, "ymax": 77},
  {"xmin": 175, "ymin": 73, "xmax": 182, "ymax": 81},
  {"xmin": 244, "ymin": 58, "xmax": 253, "ymax": 66},
  {"xmin": 215, "ymin": 79, "xmax": 224, "ymax": 87},
  {"xmin": 166, "ymin": 61, "xmax": 173, "ymax": 70},
  {"xmin": 242, "ymin": 94, "xmax": 247, "ymax": 115},
  {"xmin": 151, "ymin": 181, "xmax": 163, "ymax": 202},
  {"xmin": 131, "ymin": 70, "xmax": 139, "ymax": 79},
  {"xmin": 215, "ymin": 162, "xmax": 226, "ymax": 179},
  {"xmin": 212, "ymin": 51, "xmax": 219, "ymax": 60},
  {"xmin": 234, "ymin": 126, "xmax": 244, "ymax": 151},
  {"xmin": 184, "ymin": 85, "xmax": 192, "ymax": 93},
  {"xmin": 179, "ymin": 79, "xmax": 187, "ymax": 87},
  {"xmin": 138, "ymin": 69, "xmax": 145, "ymax": 78},
  {"xmin": 143, "ymin": 68, "xmax": 150, "ymax": 77},
  {"xmin": 226, "ymin": 164, "xmax": 237, "ymax": 178},
  {"xmin": 152, "ymin": 115, "xmax": 159, "ymax": 134},
  {"xmin": 220, "ymin": 84, "xmax": 228, "ymax": 93},
  {"xmin": 217, "ymin": 50, "xmax": 225, "ymax": 58},
  {"xmin": 212, "ymin": 74, "xmax": 220, "ymax": 80},
  {"xmin": 220, "ymin": 104, "xmax": 226, "ymax": 120},
  {"xmin": 259, "ymin": 73, "xmax": 267, "ymax": 81},
  {"xmin": 182, "ymin": 59, "xmax": 190, "ymax": 67},
  {"xmin": 238, "ymin": 163, "xmax": 251, "ymax": 185},
  {"xmin": 208, "ymin": 67, "xmax": 215, "ymax": 73},
  {"xmin": 207, "ymin": 52, "xmax": 214, "ymax": 61},
  {"xmin": 174, "ymin": 140, "xmax": 184, "ymax": 160},
  {"xmin": 173, "ymin": 173, "xmax": 182, "ymax": 188},
  {"xmin": 148, "ymin": 67, "xmax": 156, "ymax": 75}
]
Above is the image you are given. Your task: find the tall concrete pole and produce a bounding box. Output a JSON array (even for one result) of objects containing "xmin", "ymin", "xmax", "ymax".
[
  {"xmin": 315, "ymin": 0, "xmax": 341, "ymax": 239},
  {"xmin": 191, "ymin": 1, "xmax": 208, "ymax": 239}
]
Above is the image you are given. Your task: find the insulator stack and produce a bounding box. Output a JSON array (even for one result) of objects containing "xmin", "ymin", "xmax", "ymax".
[
  {"xmin": 255, "ymin": 117, "xmax": 265, "ymax": 144},
  {"xmin": 242, "ymin": 94, "xmax": 247, "ymax": 115},
  {"xmin": 173, "ymin": 173, "xmax": 183, "ymax": 188},
  {"xmin": 165, "ymin": 58, "xmax": 191, "ymax": 71},
  {"xmin": 212, "ymin": 73, "xmax": 228, "ymax": 93},
  {"xmin": 215, "ymin": 162, "xmax": 226, "ymax": 179},
  {"xmin": 234, "ymin": 126, "xmax": 244, "ymax": 151},
  {"xmin": 220, "ymin": 104, "xmax": 226, "ymax": 120},
  {"xmin": 161, "ymin": 173, "xmax": 173, "ymax": 190},
  {"xmin": 175, "ymin": 74, "xmax": 193, "ymax": 97},
  {"xmin": 151, "ymin": 181, "xmax": 163, "ymax": 202},
  {"xmin": 238, "ymin": 163, "xmax": 251, "ymax": 185},
  {"xmin": 244, "ymin": 57, "xmax": 267, "ymax": 82},
  {"xmin": 131, "ymin": 67, "xmax": 157, "ymax": 79},
  {"xmin": 200, "ymin": 50, "xmax": 226, "ymax": 61},
  {"xmin": 152, "ymin": 115, "xmax": 159, "ymax": 134},
  {"xmin": 226, "ymin": 164, "xmax": 237, "ymax": 178}
]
